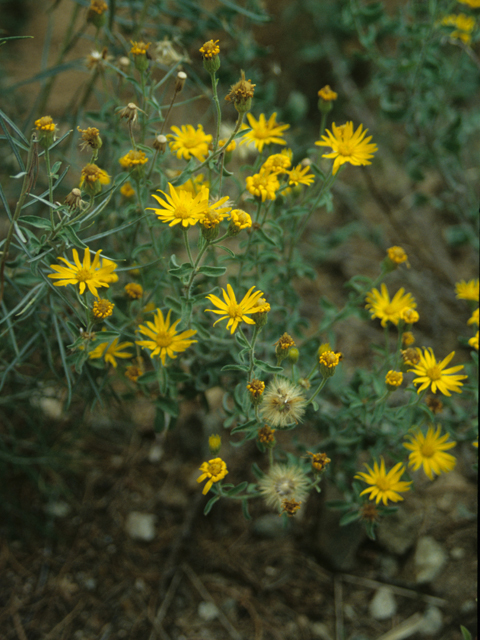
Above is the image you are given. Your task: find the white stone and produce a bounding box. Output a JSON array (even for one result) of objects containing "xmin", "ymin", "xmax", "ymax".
[
  {"xmin": 45, "ymin": 501, "xmax": 70, "ymax": 517},
  {"xmin": 414, "ymin": 536, "xmax": 447, "ymax": 584},
  {"xmin": 418, "ymin": 606, "xmax": 443, "ymax": 635},
  {"xmin": 369, "ymin": 586, "xmax": 397, "ymax": 620},
  {"xmin": 125, "ymin": 512, "xmax": 156, "ymax": 541},
  {"xmin": 198, "ymin": 601, "xmax": 219, "ymax": 621},
  {"xmin": 148, "ymin": 443, "xmax": 164, "ymax": 463}
]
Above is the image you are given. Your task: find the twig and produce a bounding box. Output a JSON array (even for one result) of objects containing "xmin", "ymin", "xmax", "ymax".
[
  {"xmin": 375, "ymin": 612, "xmax": 424, "ymax": 640},
  {"xmin": 42, "ymin": 600, "xmax": 84, "ymax": 640},
  {"xmin": 340, "ymin": 573, "xmax": 446, "ymax": 606},
  {"xmin": 148, "ymin": 569, "xmax": 182, "ymax": 640},
  {"xmin": 334, "ymin": 574, "xmax": 343, "ymax": 640},
  {"xmin": 182, "ymin": 563, "xmax": 243, "ymax": 640}
]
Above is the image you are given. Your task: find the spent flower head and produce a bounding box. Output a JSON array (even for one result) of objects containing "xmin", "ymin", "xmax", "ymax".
[
  {"xmin": 315, "ymin": 122, "xmax": 377, "ymax": 175},
  {"xmin": 409, "ymin": 347, "xmax": 467, "ymax": 396},
  {"xmin": 79, "ymin": 163, "xmax": 110, "ymax": 195},
  {"xmin": 225, "ymin": 70, "xmax": 256, "ymax": 113},
  {"xmin": 78, "ymin": 126, "xmax": 102, "ymax": 152},
  {"xmin": 258, "ymin": 464, "xmax": 309, "ymax": 512},
  {"xmin": 259, "ymin": 378, "xmax": 307, "ymax": 428},
  {"xmin": 404, "ymin": 426, "xmax": 456, "ymax": 480},
  {"xmin": 257, "ymin": 425, "xmax": 276, "ymax": 445},
  {"xmin": 355, "ymin": 457, "xmax": 412, "ymax": 505},
  {"xmin": 306, "ymin": 451, "xmax": 331, "ymax": 473}
]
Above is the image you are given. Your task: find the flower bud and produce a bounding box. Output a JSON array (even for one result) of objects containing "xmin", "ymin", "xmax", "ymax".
[
  {"xmin": 288, "ymin": 347, "xmax": 299, "ymax": 364},
  {"xmin": 208, "ymin": 434, "xmax": 222, "ymax": 455},
  {"xmin": 199, "ymin": 40, "xmax": 220, "ymax": 74},
  {"xmin": 385, "ymin": 370, "xmax": 403, "ymax": 391}
]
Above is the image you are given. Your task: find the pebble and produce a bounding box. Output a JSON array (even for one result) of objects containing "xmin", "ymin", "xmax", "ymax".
[
  {"xmin": 418, "ymin": 605, "xmax": 443, "ymax": 635},
  {"xmin": 45, "ymin": 501, "xmax": 70, "ymax": 518},
  {"xmin": 311, "ymin": 622, "xmax": 333, "ymax": 639},
  {"xmin": 125, "ymin": 512, "xmax": 156, "ymax": 541},
  {"xmin": 414, "ymin": 536, "xmax": 447, "ymax": 584},
  {"xmin": 369, "ymin": 586, "xmax": 397, "ymax": 620},
  {"xmin": 148, "ymin": 443, "xmax": 164, "ymax": 463},
  {"xmin": 198, "ymin": 601, "xmax": 219, "ymax": 621}
]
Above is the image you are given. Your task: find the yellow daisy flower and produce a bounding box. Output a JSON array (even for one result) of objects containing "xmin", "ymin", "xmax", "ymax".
[
  {"xmin": 287, "ymin": 164, "xmax": 315, "ymax": 187},
  {"xmin": 403, "ymin": 425, "xmax": 456, "ymax": 480},
  {"xmin": 35, "ymin": 116, "xmax": 56, "ymax": 133},
  {"xmin": 387, "ymin": 246, "xmax": 409, "ymax": 266},
  {"xmin": 197, "ymin": 458, "xmax": 228, "ymax": 495},
  {"xmin": 148, "ymin": 182, "xmax": 207, "ymax": 228},
  {"xmin": 441, "ymin": 13, "xmax": 475, "ymax": 44},
  {"xmin": 167, "ymin": 124, "xmax": 212, "ymax": 162},
  {"xmin": 355, "ymin": 457, "xmax": 412, "ymax": 505},
  {"xmin": 365, "ymin": 283, "xmax": 416, "ymax": 327},
  {"xmin": 136, "ymin": 308, "xmax": 197, "ymax": 365},
  {"xmin": 88, "ymin": 337, "xmax": 133, "ymax": 368},
  {"xmin": 469, "ymin": 331, "xmax": 479, "ymax": 350},
  {"xmin": 205, "ymin": 284, "xmax": 267, "ymax": 334},
  {"xmin": 315, "ymin": 121, "xmax": 378, "ymax": 175},
  {"xmin": 409, "ymin": 347, "xmax": 468, "ymax": 396},
  {"xmin": 457, "ymin": 0, "xmax": 480, "ymax": 7},
  {"xmin": 467, "ymin": 308, "xmax": 479, "ymax": 325},
  {"xmin": 262, "ymin": 152, "xmax": 292, "ymax": 173},
  {"xmin": 229, "ymin": 209, "xmax": 252, "ymax": 230},
  {"xmin": 48, "ymin": 248, "xmax": 117, "ymax": 297},
  {"xmin": 318, "ymin": 85, "xmax": 338, "ymax": 101},
  {"xmin": 245, "ymin": 167, "xmax": 280, "ymax": 202},
  {"xmin": 120, "ymin": 182, "xmax": 135, "ymax": 198},
  {"xmin": 455, "ymin": 278, "xmax": 479, "ymax": 301},
  {"xmin": 119, "ymin": 149, "xmax": 149, "ymax": 168},
  {"xmin": 240, "ymin": 112, "xmax": 290, "ymax": 152}
]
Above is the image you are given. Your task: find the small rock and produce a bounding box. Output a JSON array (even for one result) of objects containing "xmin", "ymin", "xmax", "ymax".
[
  {"xmin": 148, "ymin": 443, "xmax": 164, "ymax": 463},
  {"xmin": 414, "ymin": 536, "xmax": 447, "ymax": 584},
  {"xmin": 198, "ymin": 601, "xmax": 219, "ymax": 621},
  {"xmin": 377, "ymin": 510, "xmax": 422, "ymax": 555},
  {"xmin": 450, "ymin": 546, "xmax": 465, "ymax": 560},
  {"xmin": 311, "ymin": 622, "xmax": 333, "ymax": 639},
  {"xmin": 418, "ymin": 605, "xmax": 443, "ymax": 635},
  {"xmin": 125, "ymin": 512, "xmax": 156, "ymax": 541},
  {"xmin": 369, "ymin": 586, "xmax": 397, "ymax": 621},
  {"xmin": 45, "ymin": 501, "xmax": 70, "ymax": 518}
]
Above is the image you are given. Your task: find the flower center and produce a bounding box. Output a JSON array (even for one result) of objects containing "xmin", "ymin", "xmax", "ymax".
[
  {"xmin": 426, "ymin": 365, "xmax": 442, "ymax": 381},
  {"xmin": 420, "ymin": 443, "xmax": 435, "ymax": 458},
  {"xmin": 174, "ymin": 204, "xmax": 192, "ymax": 219},
  {"xmin": 383, "ymin": 303, "xmax": 395, "ymax": 315},
  {"xmin": 275, "ymin": 479, "xmax": 295, "ymax": 497},
  {"xmin": 155, "ymin": 331, "xmax": 173, "ymax": 348},
  {"xmin": 227, "ymin": 302, "xmax": 242, "ymax": 319},
  {"xmin": 254, "ymin": 125, "xmax": 269, "ymax": 140},
  {"xmin": 208, "ymin": 461, "xmax": 222, "ymax": 476},
  {"xmin": 376, "ymin": 477, "xmax": 390, "ymax": 492},
  {"xmin": 337, "ymin": 142, "xmax": 353, "ymax": 156},
  {"xmin": 76, "ymin": 268, "xmax": 94, "ymax": 283},
  {"xmin": 184, "ymin": 136, "xmax": 200, "ymax": 149}
]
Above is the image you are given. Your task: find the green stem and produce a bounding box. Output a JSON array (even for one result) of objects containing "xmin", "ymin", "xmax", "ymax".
[
  {"xmin": 210, "ymin": 72, "xmax": 222, "ymax": 153},
  {"xmin": 307, "ymin": 377, "xmax": 328, "ymax": 406}
]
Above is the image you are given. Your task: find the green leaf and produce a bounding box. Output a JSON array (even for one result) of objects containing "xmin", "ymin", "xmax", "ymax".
[
  {"xmin": 20, "ymin": 215, "xmax": 52, "ymax": 230},
  {"xmin": 136, "ymin": 371, "xmax": 158, "ymax": 385},
  {"xmin": 241, "ymin": 499, "xmax": 252, "ymax": 520},
  {"xmin": 204, "ymin": 495, "xmax": 220, "ymax": 515},
  {"xmin": 221, "ymin": 363, "xmax": 249, "ymax": 372},
  {"xmin": 63, "ymin": 225, "xmax": 88, "ymax": 249},
  {"xmin": 460, "ymin": 626, "xmax": 472, "ymax": 640},
  {"xmin": 225, "ymin": 481, "xmax": 248, "ymax": 496},
  {"xmin": 168, "ymin": 261, "xmax": 193, "ymax": 280},
  {"xmin": 216, "ymin": 245, "xmax": 235, "ymax": 258},
  {"xmin": 339, "ymin": 511, "xmax": 361, "ymax": 526},
  {"xmin": 156, "ymin": 396, "xmax": 179, "ymax": 417},
  {"xmin": 253, "ymin": 359, "xmax": 283, "ymax": 373},
  {"xmin": 231, "ymin": 419, "xmax": 258, "ymax": 434},
  {"xmin": 197, "ymin": 265, "xmax": 227, "ymax": 277}
]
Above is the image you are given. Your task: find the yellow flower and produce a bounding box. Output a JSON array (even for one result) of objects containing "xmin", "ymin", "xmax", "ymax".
[
  {"xmin": 205, "ymin": 284, "xmax": 267, "ymax": 334},
  {"xmin": 441, "ymin": 13, "xmax": 475, "ymax": 44},
  {"xmin": 208, "ymin": 434, "xmax": 222, "ymax": 455},
  {"xmin": 469, "ymin": 331, "xmax": 479, "ymax": 350},
  {"xmin": 120, "ymin": 182, "xmax": 135, "ymax": 198},
  {"xmin": 177, "ymin": 174, "xmax": 209, "ymax": 196},
  {"xmin": 259, "ymin": 378, "xmax": 307, "ymax": 428},
  {"xmin": 306, "ymin": 451, "xmax": 331, "ymax": 473},
  {"xmin": 315, "ymin": 122, "xmax": 378, "ymax": 175},
  {"xmin": 258, "ymin": 464, "xmax": 309, "ymax": 511},
  {"xmin": 125, "ymin": 364, "xmax": 143, "ymax": 382},
  {"xmin": 402, "ymin": 331, "xmax": 415, "ymax": 346},
  {"xmin": 387, "ymin": 246, "xmax": 409, "ymax": 266},
  {"xmin": 240, "ymin": 112, "xmax": 290, "ymax": 152},
  {"xmin": 199, "ymin": 39, "xmax": 220, "ymax": 59},
  {"xmin": 48, "ymin": 248, "xmax": 117, "ymax": 297},
  {"xmin": 287, "ymin": 164, "xmax": 315, "ymax": 187},
  {"xmin": 246, "ymin": 168, "xmax": 280, "ymax": 202},
  {"xmin": 404, "ymin": 425, "xmax": 456, "ymax": 480},
  {"xmin": 365, "ymin": 283, "xmax": 416, "ymax": 327},
  {"xmin": 468, "ymin": 308, "xmax": 479, "ymax": 325},
  {"xmin": 130, "ymin": 41, "xmax": 151, "ymax": 56},
  {"xmin": 455, "ymin": 278, "xmax": 479, "ymax": 301},
  {"xmin": 318, "ymin": 85, "xmax": 338, "ymax": 101},
  {"xmin": 35, "ymin": 116, "xmax": 56, "ymax": 132},
  {"xmin": 229, "ymin": 209, "xmax": 252, "ymax": 230},
  {"xmin": 200, "ymin": 189, "xmax": 232, "ymax": 229},
  {"xmin": 167, "ymin": 124, "xmax": 212, "ymax": 162},
  {"xmin": 262, "ymin": 153, "xmax": 292, "ymax": 173},
  {"xmin": 119, "ymin": 149, "xmax": 149, "ymax": 168},
  {"xmin": 409, "ymin": 347, "xmax": 468, "ymax": 396},
  {"xmin": 401, "ymin": 308, "xmax": 419, "ymax": 324},
  {"xmin": 197, "ymin": 458, "xmax": 228, "ymax": 495},
  {"xmin": 218, "ymin": 138, "xmax": 237, "ymax": 153},
  {"xmin": 88, "ymin": 0, "xmax": 108, "ymax": 14},
  {"xmin": 385, "ymin": 370, "xmax": 403, "ymax": 388},
  {"xmin": 355, "ymin": 457, "xmax": 412, "ymax": 505},
  {"xmin": 148, "ymin": 182, "xmax": 207, "ymax": 228},
  {"xmin": 79, "ymin": 163, "xmax": 111, "ymax": 189},
  {"xmin": 124, "ymin": 283, "xmax": 143, "ymax": 299},
  {"xmin": 247, "ymin": 379, "xmax": 265, "ymax": 398},
  {"xmin": 457, "ymin": 0, "xmax": 480, "ymax": 7},
  {"xmin": 92, "ymin": 298, "xmax": 114, "ymax": 319},
  {"xmin": 136, "ymin": 308, "xmax": 197, "ymax": 365},
  {"xmin": 89, "ymin": 337, "xmax": 133, "ymax": 368}
]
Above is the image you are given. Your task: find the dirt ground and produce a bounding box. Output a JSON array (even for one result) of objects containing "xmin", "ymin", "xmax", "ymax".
[{"xmin": 0, "ymin": 2, "xmax": 478, "ymax": 639}]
